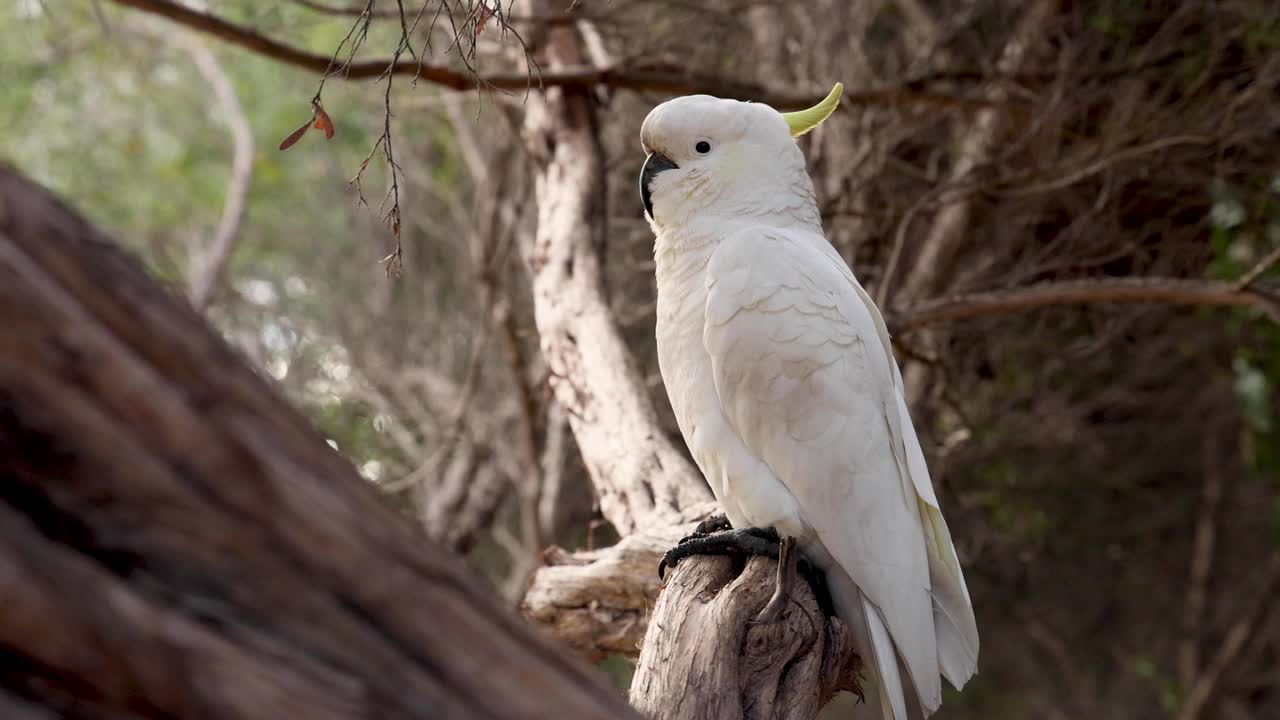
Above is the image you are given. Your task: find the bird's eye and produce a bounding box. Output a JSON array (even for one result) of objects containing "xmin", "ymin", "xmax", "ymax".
[{"xmin": 694, "ymin": 139, "xmax": 712, "ymax": 155}]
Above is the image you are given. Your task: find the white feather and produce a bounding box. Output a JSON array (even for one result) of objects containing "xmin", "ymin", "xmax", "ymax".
[
  {"xmin": 865, "ymin": 593, "xmax": 912, "ymax": 720},
  {"xmin": 644, "ymin": 92, "xmax": 978, "ymax": 719},
  {"xmin": 656, "ymin": 227, "xmax": 977, "ymax": 718}
]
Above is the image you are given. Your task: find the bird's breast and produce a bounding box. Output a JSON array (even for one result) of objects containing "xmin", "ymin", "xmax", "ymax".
[
  {"xmin": 653, "ymin": 242, "xmax": 721, "ymax": 458},
  {"xmin": 654, "ymin": 261, "xmax": 715, "ymax": 435}
]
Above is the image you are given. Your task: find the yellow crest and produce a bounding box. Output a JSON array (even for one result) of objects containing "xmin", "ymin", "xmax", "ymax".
[{"xmin": 782, "ymin": 83, "xmax": 843, "ymax": 137}]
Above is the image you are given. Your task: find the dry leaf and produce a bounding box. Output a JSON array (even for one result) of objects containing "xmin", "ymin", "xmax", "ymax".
[
  {"xmin": 476, "ymin": 6, "xmax": 493, "ymax": 35},
  {"xmin": 278, "ymin": 120, "xmax": 311, "ymax": 151},
  {"xmin": 313, "ymin": 106, "xmax": 335, "ymax": 140}
]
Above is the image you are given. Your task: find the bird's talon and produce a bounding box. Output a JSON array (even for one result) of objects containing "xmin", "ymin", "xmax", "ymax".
[
  {"xmin": 693, "ymin": 513, "xmax": 731, "ymax": 535},
  {"xmin": 754, "ymin": 535, "xmax": 798, "ymax": 624},
  {"xmin": 658, "ymin": 551, "xmax": 678, "ymax": 580},
  {"xmin": 655, "ymin": 525, "xmax": 781, "ymax": 579}
]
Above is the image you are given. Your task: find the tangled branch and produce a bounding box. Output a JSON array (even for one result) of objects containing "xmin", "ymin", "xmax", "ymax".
[{"xmin": 107, "ymin": 0, "xmax": 990, "ymax": 111}]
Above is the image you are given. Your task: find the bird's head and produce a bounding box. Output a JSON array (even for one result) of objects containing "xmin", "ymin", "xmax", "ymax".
[{"xmin": 639, "ymin": 83, "xmax": 842, "ymax": 231}]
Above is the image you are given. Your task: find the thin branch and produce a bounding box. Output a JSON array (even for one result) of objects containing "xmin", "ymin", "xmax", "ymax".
[
  {"xmin": 292, "ymin": 0, "xmax": 423, "ymax": 18},
  {"xmin": 1018, "ymin": 611, "xmax": 1091, "ymax": 718},
  {"xmin": 173, "ymin": 33, "xmax": 255, "ymax": 311},
  {"xmin": 331, "ymin": 0, "xmax": 427, "ymax": 277},
  {"xmin": 888, "ymin": 277, "xmax": 1280, "ymax": 332},
  {"xmin": 288, "ymin": 0, "xmax": 585, "ymax": 25},
  {"xmin": 311, "ymin": 0, "xmax": 376, "ymax": 103},
  {"xmin": 374, "ymin": 2, "xmax": 407, "ymax": 277},
  {"xmin": 1177, "ymin": 421, "xmax": 1228, "ymax": 690},
  {"xmin": 1233, "ymin": 246, "xmax": 1280, "ymax": 291},
  {"xmin": 107, "ymin": 0, "xmax": 991, "ymax": 111},
  {"xmin": 991, "ymin": 135, "xmax": 1216, "ymax": 198},
  {"xmin": 1174, "ymin": 554, "xmax": 1280, "ymax": 720}
]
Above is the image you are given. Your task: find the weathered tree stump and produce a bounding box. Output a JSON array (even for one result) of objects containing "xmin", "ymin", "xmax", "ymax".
[{"xmin": 631, "ymin": 555, "xmax": 862, "ymax": 720}]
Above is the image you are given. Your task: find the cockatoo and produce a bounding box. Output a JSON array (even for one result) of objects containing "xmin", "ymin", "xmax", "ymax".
[{"xmin": 640, "ymin": 84, "xmax": 979, "ymax": 719}]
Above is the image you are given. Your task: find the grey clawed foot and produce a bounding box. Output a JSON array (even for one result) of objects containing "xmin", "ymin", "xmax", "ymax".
[
  {"xmin": 658, "ymin": 527, "xmax": 829, "ymax": 622},
  {"xmin": 753, "ymin": 535, "xmax": 798, "ymax": 624},
  {"xmin": 658, "ymin": 525, "xmax": 781, "ymax": 580}
]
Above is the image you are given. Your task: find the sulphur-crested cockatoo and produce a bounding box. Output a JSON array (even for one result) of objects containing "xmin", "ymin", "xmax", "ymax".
[{"xmin": 639, "ymin": 84, "xmax": 979, "ymax": 719}]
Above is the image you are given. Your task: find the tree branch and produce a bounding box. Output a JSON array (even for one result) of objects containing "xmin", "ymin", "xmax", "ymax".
[
  {"xmin": 1178, "ymin": 422, "xmax": 1228, "ymax": 691},
  {"xmin": 288, "ymin": 0, "xmax": 585, "ymax": 25},
  {"xmin": 522, "ymin": 531, "xmax": 685, "ymax": 662},
  {"xmin": 888, "ymin": 277, "xmax": 1280, "ymax": 332},
  {"xmin": 1174, "ymin": 554, "xmax": 1280, "ymax": 720},
  {"xmin": 172, "ymin": 32, "xmax": 255, "ymax": 311},
  {"xmin": 107, "ymin": 0, "xmax": 988, "ymax": 110},
  {"xmin": 1233, "ymin": 246, "xmax": 1280, "ymax": 291}
]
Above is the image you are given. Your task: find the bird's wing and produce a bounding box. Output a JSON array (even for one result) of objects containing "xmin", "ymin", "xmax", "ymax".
[
  {"xmin": 847, "ymin": 271, "xmax": 980, "ymax": 692},
  {"xmin": 702, "ymin": 227, "xmax": 977, "ymax": 716}
]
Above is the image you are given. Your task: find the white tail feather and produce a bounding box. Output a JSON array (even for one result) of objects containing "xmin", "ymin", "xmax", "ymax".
[
  {"xmin": 827, "ymin": 564, "xmax": 916, "ymax": 720},
  {"xmin": 863, "ymin": 593, "xmax": 911, "ymax": 720},
  {"xmin": 895, "ymin": 375, "xmax": 981, "ymax": 690},
  {"xmin": 922, "ymin": 501, "xmax": 980, "ymax": 689}
]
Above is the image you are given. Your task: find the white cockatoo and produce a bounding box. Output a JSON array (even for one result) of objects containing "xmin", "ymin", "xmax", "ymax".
[{"xmin": 640, "ymin": 84, "xmax": 979, "ymax": 719}]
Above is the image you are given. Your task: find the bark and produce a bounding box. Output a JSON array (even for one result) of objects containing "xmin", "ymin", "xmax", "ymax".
[
  {"xmin": 522, "ymin": 534, "xmax": 865, "ymax": 718},
  {"xmin": 519, "ymin": 18, "xmax": 712, "ymax": 537},
  {"xmin": 630, "ymin": 557, "xmax": 862, "ymax": 720},
  {"xmin": 0, "ymin": 164, "xmax": 638, "ymax": 720},
  {"xmin": 522, "ymin": 531, "xmax": 684, "ymax": 662}
]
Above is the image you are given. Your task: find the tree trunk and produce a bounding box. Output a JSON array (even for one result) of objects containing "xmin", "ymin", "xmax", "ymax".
[
  {"xmin": 0, "ymin": 164, "xmax": 638, "ymax": 720},
  {"xmin": 519, "ymin": 11, "xmax": 712, "ymax": 539}
]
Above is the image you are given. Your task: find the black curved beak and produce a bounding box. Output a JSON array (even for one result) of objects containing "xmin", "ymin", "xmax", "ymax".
[{"xmin": 640, "ymin": 152, "xmax": 678, "ymax": 220}]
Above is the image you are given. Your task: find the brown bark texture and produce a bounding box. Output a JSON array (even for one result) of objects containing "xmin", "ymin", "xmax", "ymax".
[
  {"xmin": 0, "ymin": 164, "xmax": 639, "ymax": 720},
  {"xmin": 522, "ymin": 531, "xmax": 683, "ymax": 662},
  {"xmin": 630, "ymin": 556, "xmax": 862, "ymax": 720}
]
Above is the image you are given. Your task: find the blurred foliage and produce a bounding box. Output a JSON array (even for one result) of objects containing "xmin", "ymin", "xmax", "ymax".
[
  {"xmin": 2, "ymin": 1, "xmax": 412, "ymax": 477},
  {"xmin": 1207, "ymin": 179, "xmax": 1280, "ymax": 478}
]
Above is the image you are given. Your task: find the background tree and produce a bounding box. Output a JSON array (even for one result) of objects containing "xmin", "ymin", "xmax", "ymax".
[{"xmin": 3, "ymin": 1, "xmax": 1279, "ymax": 718}]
